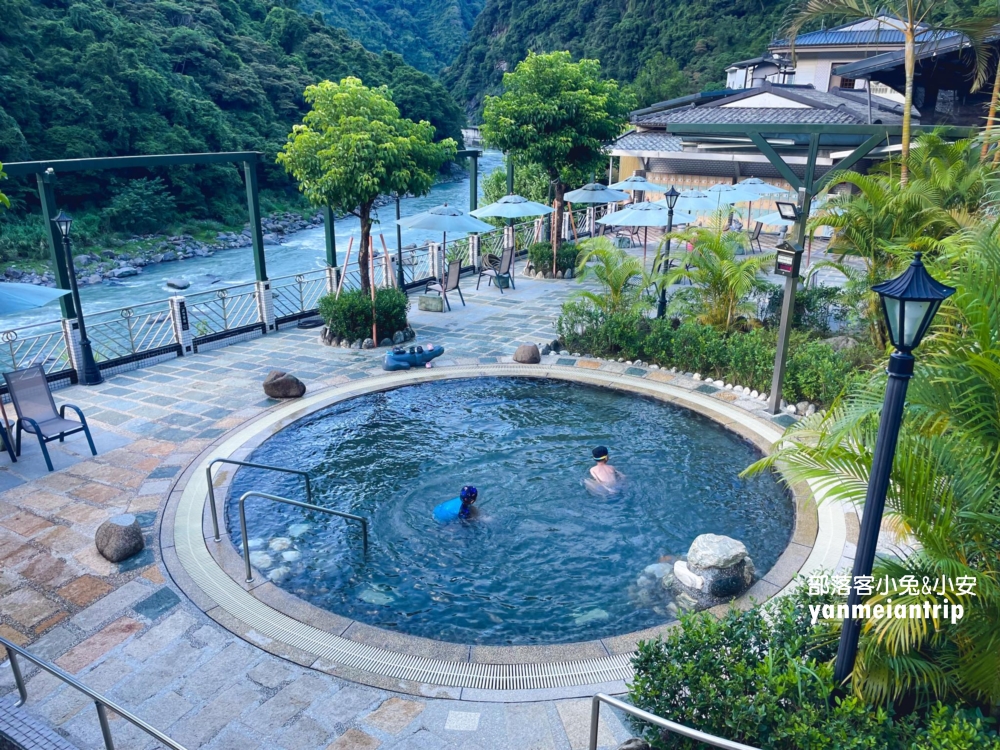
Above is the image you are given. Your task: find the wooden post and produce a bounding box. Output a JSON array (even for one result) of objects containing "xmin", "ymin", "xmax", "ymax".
[
  {"xmin": 336, "ymin": 237, "xmax": 353, "ymax": 298},
  {"xmin": 369, "ymin": 236, "xmax": 377, "ymax": 343}
]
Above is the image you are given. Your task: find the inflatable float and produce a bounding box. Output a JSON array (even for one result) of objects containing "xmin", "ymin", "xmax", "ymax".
[{"xmin": 382, "ymin": 344, "xmax": 445, "ymax": 371}]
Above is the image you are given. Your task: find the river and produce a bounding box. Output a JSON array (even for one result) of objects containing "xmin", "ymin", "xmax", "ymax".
[{"xmin": 7, "ymin": 150, "xmax": 504, "ymax": 330}]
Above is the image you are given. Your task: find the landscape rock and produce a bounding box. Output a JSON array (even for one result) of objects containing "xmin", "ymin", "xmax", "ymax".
[
  {"xmin": 673, "ymin": 561, "xmax": 704, "ymax": 591},
  {"xmin": 689, "ymin": 534, "xmax": 750, "ymax": 570},
  {"xmin": 513, "ymin": 343, "xmax": 541, "ymax": 364},
  {"xmin": 351, "ymin": 339, "xmax": 362, "ymax": 349},
  {"xmin": 110, "ymin": 266, "xmax": 138, "ymax": 278},
  {"xmin": 825, "ymin": 335, "xmax": 859, "ymax": 351},
  {"xmin": 685, "ymin": 533, "xmax": 755, "ymax": 603},
  {"xmin": 540, "ymin": 344, "xmax": 551, "ymax": 355},
  {"xmin": 166, "ymin": 278, "xmax": 190, "ymax": 290},
  {"xmin": 95, "ymin": 514, "xmax": 145, "ymax": 563},
  {"xmin": 362, "ymin": 338, "xmax": 375, "ymax": 349},
  {"xmin": 403, "ymin": 326, "xmax": 415, "ymax": 340},
  {"xmin": 418, "ymin": 294, "xmax": 444, "ymax": 312},
  {"xmin": 74, "ymin": 254, "xmax": 91, "ymax": 267},
  {"xmin": 565, "ymin": 267, "xmax": 574, "ymax": 279},
  {"xmin": 796, "ymin": 401, "xmax": 811, "ymax": 415},
  {"xmin": 263, "ymin": 370, "xmax": 306, "ymax": 399},
  {"xmin": 616, "ymin": 739, "xmax": 653, "ymax": 750},
  {"xmin": 392, "ymin": 331, "xmax": 406, "ymax": 345}
]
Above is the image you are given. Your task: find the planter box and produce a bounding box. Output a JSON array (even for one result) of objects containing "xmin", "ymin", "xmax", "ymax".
[{"xmin": 418, "ymin": 294, "xmax": 444, "ymax": 312}]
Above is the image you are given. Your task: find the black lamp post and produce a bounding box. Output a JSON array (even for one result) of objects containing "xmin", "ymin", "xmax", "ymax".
[
  {"xmin": 656, "ymin": 186, "xmax": 680, "ymax": 319},
  {"xmin": 52, "ymin": 211, "xmax": 103, "ymax": 386},
  {"xmin": 833, "ymin": 252, "xmax": 954, "ymax": 683}
]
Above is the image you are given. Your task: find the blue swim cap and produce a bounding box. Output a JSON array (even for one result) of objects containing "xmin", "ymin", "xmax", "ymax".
[{"xmin": 460, "ymin": 485, "xmax": 478, "ymax": 501}]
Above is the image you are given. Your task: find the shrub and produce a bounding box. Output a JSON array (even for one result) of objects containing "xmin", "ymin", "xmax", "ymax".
[
  {"xmin": 556, "ymin": 300, "xmax": 647, "ymax": 357},
  {"xmin": 318, "ymin": 288, "xmax": 409, "ymax": 342},
  {"xmin": 527, "ymin": 241, "xmax": 580, "ymax": 273},
  {"xmin": 102, "ymin": 177, "xmax": 176, "ymax": 233}
]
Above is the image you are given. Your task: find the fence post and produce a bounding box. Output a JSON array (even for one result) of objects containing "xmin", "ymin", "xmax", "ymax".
[
  {"xmin": 429, "ymin": 242, "xmax": 440, "ymax": 281},
  {"xmin": 562, "ymin": 212, "xmax": 571, "ymax": 241},
  {"xmin": 504, "ymin": 225, "xmax": 515, "ymax": 253},
  {"xmin": 60, "ymin": 319, "xmax": 84, "ymax": 378},
  {"xmin": 470, "ymin": 234, "xmax": 481, "ymax": 271},
  {"xmin": 255, "ymin": 281, "xmax": 275, "ymax": 333},
  {"xmin": 587, "ymin": 206, "xmax": 596, "ymax": 236},
  {"xmin": 325, "ymin": 266, "xmax": 340, "ymax": 295},
  {"xmin": 533, "ymin": 218, "xmax": 543, "ymax": 244},
  {"xmin": 168, "ymin": 296, "xmax": 193, "ymax": 356}
]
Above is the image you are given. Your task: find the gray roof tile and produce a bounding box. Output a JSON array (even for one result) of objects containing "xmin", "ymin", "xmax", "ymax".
[
  {"xmin": 636, "ymin": 107, "xmax": 862, "ymax": 126},
  {"xmin": 612, "ymin": 131, "xmax": 684, "ymax": 151}
]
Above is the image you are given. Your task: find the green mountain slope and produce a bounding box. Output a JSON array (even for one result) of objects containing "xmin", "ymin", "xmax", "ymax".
[
  {"xmin": 303, "ymin": 0, "xmax": 484, "ymax": 74},
  {"xmin": 0, "ymin": 0, "xmax": 464, "ymax": 220},
  {"xmin": 443, "ymin": 0, "xmax": 794, "ymax": 115}
]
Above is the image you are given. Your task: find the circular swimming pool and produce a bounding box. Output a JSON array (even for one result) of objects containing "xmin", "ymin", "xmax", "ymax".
[{"xmin": 226, "ymin": 377, "xmax": 793, "ymax": 646}]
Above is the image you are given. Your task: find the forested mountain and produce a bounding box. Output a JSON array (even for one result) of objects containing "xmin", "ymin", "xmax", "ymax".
[
  {"xmin": 0, "ymin": 0, "xmax": 464, "ymax": 223},
  {"xmin": 443, "ymin": 0, "xmax": 793, "ymax": 116},
  {"xmin": 302, "ymin": 0, "xmax": 484, "ymax": 74}
]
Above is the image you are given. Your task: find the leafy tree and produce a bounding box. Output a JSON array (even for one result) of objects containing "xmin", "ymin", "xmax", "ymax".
[
  {"xmin": 0, "ymin": 163, "xmax": 9, "ymax": 211},
  {"xmin": 278, "ymin": 77, "xmax": 456, "ymax": 292},
  {"xmin": 481, "ymin": 52, "xmax": 633, "ymax": 271},
  {"xmin": 786, "ymin": 0, "xmax": 995, "ymax": 184},
  {"xmin": 627, "ymin": 53, "xmax": 693, "ymax": 109},
  {"xmin": 480, "ymin": 157, "xmax": 550, "ymax": 229}
]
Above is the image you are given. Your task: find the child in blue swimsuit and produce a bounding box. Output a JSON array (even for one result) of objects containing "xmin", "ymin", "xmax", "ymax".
[{"xmin": 433, "ymin": 485, "xmax": 478, "ymax": 522}]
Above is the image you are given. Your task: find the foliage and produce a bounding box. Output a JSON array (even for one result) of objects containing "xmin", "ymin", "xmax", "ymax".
[
  {"xmin": 626, "ymin": 53, "xmax": 694, "ymax": 109},
  {"xmin": 527, "ymin": 241, "xmax": 578, "ymax": 273},
  {"xmin": 444, "ymin": 0, "xmax": 793, "ymax": 115},
  {"xmin": 101, "ymin": 178, "xmax": 177, "ymax": 234},
  {"xmin": 480, "ymin": 52, "xmax": 633, "ymax": 268},
  {"xmin": 317, "ymin": 287, "xmax": 409, "ymax": 341},
  {"xmin": 571, "ymin": 237, "xmax": 659, "ymax": 316},
  {"xmin": 661, "ymin": 225, "xmax": 775, "ymax": 331},
  {"xmin": 278, "ymin": 77, "xmax": 456, "ymax": 291},
  {"xmin": 0, "ymin": 0, "xmax": 464, "ymax": 260},
  {"xmin": 479, "ymin": 157, "xmax": 551, "ymax": 230},
  {"xmin": 302, "ymin": 0, "xmax": 483, "ymax": 74},
  {"xmin": 0, "ymin": 162, "xmax": 8, "ymax": 210},
  {"xmin": 745, "ymin": 226, "xmax": 1000, "ymax": 708},
  {"xmin": 759, "ymin": 282, "xmax": 852, "ymax": 337}
]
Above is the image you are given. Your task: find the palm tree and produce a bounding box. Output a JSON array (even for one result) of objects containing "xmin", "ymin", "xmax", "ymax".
[
  {"xmin": 745, "ymin": 226, "xmax": 1000, "ymax": 709},
  {"xmin": 786, "ymin": 0, "xmax": 994, "ymax": 185},
  {"xmin": 573, "ymin": 237, "xmax": 663, "ymax": 316},
  {"xmin": 660, "ymin": 226, "xmax": 774, "ymax": 330}
]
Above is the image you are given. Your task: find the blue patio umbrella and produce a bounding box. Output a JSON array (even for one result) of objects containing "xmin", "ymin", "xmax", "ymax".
[
  {"xmin": 0, "ymin": 283, "xmax": 71, "ymax": 316},
  {"xmin": 471, "ymin": 194, "xmax": 553, "ymax": 219},
  {"xmin": 738, "ymin": 177, "xmax": 787, "ymax": 196},
  {"xmin": 656, "ymin": 190, "xmax": 719, "ymax": 214},
  {"xmin": 609, "ymin": 176, "xmax": 666, "ymax": 196},
  {"xmin": 598, "ymin": 202, "xmax": 697, "ymax": 262},
  {"xmin": 395, "ymin": 204, "xmax": 494, "ymax": 283},
  {"xmin": 563, "ymin": 183, "xmax": 630, "ymax": 204}
]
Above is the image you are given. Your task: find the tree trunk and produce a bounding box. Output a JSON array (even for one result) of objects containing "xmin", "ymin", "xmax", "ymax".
[
  {"xmin": 358, "ymin": 203, "xmax": 372, "ymax": 294},
  {"xmin": 981, "ymin": 63, "xmax": 1000, "ymax": 161},
  {"xmin": 551, "ymin": 180, "xmax": 565, "ymax": 273},
  {"xmin": 901, "ymin": 33, "xmax": 916, "ymax": 186}
]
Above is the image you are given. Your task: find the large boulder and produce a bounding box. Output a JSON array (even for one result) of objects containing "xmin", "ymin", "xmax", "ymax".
[
  {"xmin": 95, "ymin": 514, "xmax": 144, "ymax": 563},
  {"xmin": 166, "ymin": 278, "xmax": 190, "ymax": 290},
  {"xmin": 682, "ymin": 534, "xmax": 755, "ymax": 601},
  {"xmin": 263, "ymin": 371, "xmax": 306, "ymax": 399},
  {"xmin": 513, "ymin": 343, "xmax": 541, "ymax": 364}
]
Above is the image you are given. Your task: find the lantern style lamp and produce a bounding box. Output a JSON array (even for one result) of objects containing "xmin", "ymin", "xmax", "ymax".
[
  {"xmin": 51, "ymin": 210, "xmax": 103, "ymax": 386},
  {"xmin": 656, "ymin": 186, "xmax": 681, "ymax": 318},
  {"xmin": 833, "ymin": 252, "xmax": 954, "ymax": 683}
]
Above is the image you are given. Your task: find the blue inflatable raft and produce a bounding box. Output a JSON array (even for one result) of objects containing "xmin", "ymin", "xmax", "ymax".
[{"xmin": 383, "ymin": 345, "xmax": 445, "ymax": 371}]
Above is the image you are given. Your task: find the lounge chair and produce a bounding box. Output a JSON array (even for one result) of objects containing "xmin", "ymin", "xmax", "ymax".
[
  {"xmin": 748, "ymin": 221, "xmax": 763, "ymax": 253},
  {"xmin": 4, "ymin": 365, "xmax": 97, "ymax": 472},
  {"xmin": 425, "ymin": 259, "xmax": 465, "ymax": 311},
  {"xmin": 477, "ymin": 247, "xmax": 515, "ymax": 293}
]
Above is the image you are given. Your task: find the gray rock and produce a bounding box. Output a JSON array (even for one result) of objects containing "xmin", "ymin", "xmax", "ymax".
[
  {"xmin": 418, "ymin": 294, "xmax": 444, "ymax": 312},
  {"xmin": 166, "ymin": 278, "xmax": 190, "ymax": 290},
  {"xmin": 550, "ymin": 339, "xmax": 562, "ymax": 352},
  {"xmin": 688, "ymin": 534, "xmax": 749, "ymax": 570},
  {"xmin": 392, "ymin": 331, "xmax": 406, "ymax": 345},
  {"xmin": 351, "ymin": 339, "xmax": 362, "ymax": 349},
  {"xmin": 160, "ymin": 251, "xmax": 177, "ymax": 262},
  {"xmin": 404, "ymin": 326, "xmax": 415, "ymax": 340},
  {"xmin": 262, "ymin": 233, "xmax": 281, "ymax": 246},
  {"xmin": 825, "ymin": 335, "xmax": 859, "ymax": 351},
  {"xmin": 262, "ymin": 371, "xmax": 306, "ymax": 399},
  {"xmin": 73, "ymin": 254, "xmax": 91, "ymax": 267},
  {"xmin": 4, "ymin": 268, "xmax": 23, "ymax": 279},
  {"xmin": 806, "ymin": 403, "xmax": 817, "ymax": 415},
  {"xmin": 540, "ymin": 344, "xmax": 552, "ymax": 355},
  {"xmin": 616, "ymin": 740, "xmax": 653, "ymax": 750},
  {"xmin": 379, "ymin": 338, "xmax": 393, "ymax": 347},
  {"xmin": 643, "ymin": 563, "xmax": 672, "ymax": 580},
  {"xmin": 565, "ymin": 267, "xmax": 574, "ymax": 279},
  {"xmin": 796, "ymin": 401, "xmax": 811, "ymax": 415},
  {"xmin": 513, "ymin": 343, "xmax": 541, "ymax": 364},
  {"xmin": 85, "ymin": 274, "xmax": 103, "ymax": 285},
  {"xmin": 685, "ymin": 534, "xmax": 755, "ymax": 603},
  {"xmin": 110, "ymin": 266, "xmax": 138, "ymax": 278},
  {"xmin": 362, "ymin": 338, "xmax": 375, "ymax": 349},
  {"xmin": 95, "ymin": 514, "xmax": 145, "ymax": 563}
]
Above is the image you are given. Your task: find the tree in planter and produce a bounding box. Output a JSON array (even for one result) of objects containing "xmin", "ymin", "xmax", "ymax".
[
  {"xmin": 481, "ymin": 52, "xmax": 633, "ymax": 273},
  {"xmin": 278, "ymin": 77, "xmax": 456, "ymax": 293}
]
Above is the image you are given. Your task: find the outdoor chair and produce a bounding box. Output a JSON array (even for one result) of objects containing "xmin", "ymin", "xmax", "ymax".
[
  {"xmin": 425, "ymin": 259, "xmax": 465, "ymax": 311},
  {"xmin": 748, "ymin": 221, "xmax": 763, "ymax": 253},
  {"xmin": 4, "ymin": 365, "xmax": 97, "ymax": 472},
  {"xmin": 477, "ymin": 247, "xmax": 515, "ymax": 293},
  {"xmin": 0, "ymin": 420, "xmax": 15, "ymax": 464}
]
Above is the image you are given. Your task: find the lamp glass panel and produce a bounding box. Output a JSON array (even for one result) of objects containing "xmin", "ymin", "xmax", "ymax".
[{"xmin": 902, "ymin": 299, "xmax": 932, "ymax": 348}]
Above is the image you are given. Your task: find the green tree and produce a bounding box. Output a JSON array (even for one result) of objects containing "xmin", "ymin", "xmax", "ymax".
[
  {"xmin": 0, "ymin": 163, "xmax": 9, "ymax": 210},
  {"xmin": 480, "ymin": 51, "xmax": 633, "ymax": 271},
  {"xmin": 627, "ymin": 53, "xmax": 692, "ymax": 108},
  {"xmin": 278, "ymin": 77, "xmax": 456, "ymax": 292},
  {"xmin": 572, "ymin": 237, "xmax": 661, "ymax": 315},
  {"xmin": 480, "ymin": 157, "xmax": 550, "ymax": 229},
  {"xmin": 787, "ymin": 0, "xmax": 994, "ymax": 185}
]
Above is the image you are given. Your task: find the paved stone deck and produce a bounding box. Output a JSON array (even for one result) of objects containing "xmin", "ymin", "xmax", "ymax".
[{"xmin": 0, "ymin": 252, "xmax": 854, "ymax": 750}]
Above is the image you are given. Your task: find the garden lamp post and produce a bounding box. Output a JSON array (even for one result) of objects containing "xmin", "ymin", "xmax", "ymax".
[
  {"xmin": 833, "ymin": 252, "xmax": 954, "ymax": 683},
  {"xmin": 52, "ymin": 211, "xmax": 103, "ymax": 386},
  {"xmin": 656, "ymin": 186, "xmax": 680, "ymax": 318}
]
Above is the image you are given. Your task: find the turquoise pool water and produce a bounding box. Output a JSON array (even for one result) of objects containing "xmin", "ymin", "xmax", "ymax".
[{"xmin": 226, "ymin": 378, "xmax": 793, "ymax": 645}]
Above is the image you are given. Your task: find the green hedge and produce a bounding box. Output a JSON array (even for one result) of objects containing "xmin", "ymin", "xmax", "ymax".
[
  {"xmin": 317, "ymin": 288, "xmax": 409, "ymax": 343},
  {"xmin": 556, "ymin": 305, "xmax": 874, "ymax": 405},
  {"xmin": 629, "ymin": 589, "xmax": 1000, "ymax": 749},
  {"xmin": 527, "ymin": 242, "xmax": 580, "ymax": 273}
]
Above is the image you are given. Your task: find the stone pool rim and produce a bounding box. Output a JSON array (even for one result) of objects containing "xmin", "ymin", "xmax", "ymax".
[{"xmin": 159, "ymin": 363, "xmax": 835, "ymax": 701}]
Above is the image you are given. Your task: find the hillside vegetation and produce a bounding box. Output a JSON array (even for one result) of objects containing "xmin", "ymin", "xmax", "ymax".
[
  {"xmin": 0, "ymin": 0, "xmax": 464, "ymax": 228},
  {"xmin": 303, "ymin": 0, "xmax": 484, "ymax": 74}
]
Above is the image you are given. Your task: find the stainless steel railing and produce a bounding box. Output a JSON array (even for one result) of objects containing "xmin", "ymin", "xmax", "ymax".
[
  {"xmin": 1, "ymin": 636, "xmax": 189, "ymax": 750},
  {"xmin": 589, "ymin": 693, "xmax": 760, "ymax": 750},
  {"xmin": 238, "ymin": 490, "xmax": 368, "ymax": 582},
  {"xmin": 205, "ymin": 458, "xmax": 314, "ymax": 542}
]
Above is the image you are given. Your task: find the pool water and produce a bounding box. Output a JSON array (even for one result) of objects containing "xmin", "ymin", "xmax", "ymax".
[{"xmin": 226, "ymin": 378, "xmax": 793, "ymax": 645}]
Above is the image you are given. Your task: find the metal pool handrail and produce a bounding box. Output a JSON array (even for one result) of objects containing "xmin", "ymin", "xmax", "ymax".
[
  {"xmin": 1, "ymin": 635, "xmax": 190, "ymax": 750},
  {"xmin": 238, "ymin": 490, "xmax": 369, "ymax": 582},
  {"xmin": 589, "ymin": 694, "xmax": 760, "ymax": 750},
  {"xmin": 205, "ymin": 458, "xmax": 314, "ymax": 542}
]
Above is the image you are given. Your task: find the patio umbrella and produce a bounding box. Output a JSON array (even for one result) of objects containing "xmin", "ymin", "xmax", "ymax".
[
  {"xmin": 597, "ymin": 202, "xmax": 697, "ymax": 263},
  {"xmin": 0, "ymin": 283, "xmax": 71, "ymax": 316},
  {"xmin": 705, "ymin": 183, "xmax": 761, "ymax": 206},
  {"xmin": 738, "ymin": 177, "xmax": 786, "ymax": 196},
  {"xmin": 656, "ymin": 190, "xmax": 719, "ymax": 214},
  {"xmin": 563, "ymin": 183, "xmax": 630, "ymax": 203},
  {"xmin": 609, "ymin": 175, "xmax": 666, "ymax": 197},
  {"xmin": 470, "ymin": 194, "xmax": 553, "ymax": 219},
  {"xmin": 396, "ymin": 204, "xmax": 494, "ymax": 283}
]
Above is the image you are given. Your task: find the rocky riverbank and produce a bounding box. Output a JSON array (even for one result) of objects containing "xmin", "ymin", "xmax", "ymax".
[{"xmin": 1, "ymin": 211, "xmax": 325, "ymax": 288}]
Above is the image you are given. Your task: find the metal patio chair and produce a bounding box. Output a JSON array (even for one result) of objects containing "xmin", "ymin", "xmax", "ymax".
[
  {"xmin": 477, "ymin": 246, "xmax": 515, "ymax": 293},
  {"xmin": 748, "ymin": 221, "xmax": 764, "ymax": 253},
  {"xmin": 425, "ymin": 259, "xmax": 465, "ymax": 311},
  {"xmin": 4, "ymin": 365, "xmax": 97, "ymax": 472}
]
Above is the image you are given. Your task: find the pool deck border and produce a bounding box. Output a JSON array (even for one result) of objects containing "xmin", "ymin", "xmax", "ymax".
[{"xmin": 159, "ymin": 360, "xmax": 846, "ymax": 702}]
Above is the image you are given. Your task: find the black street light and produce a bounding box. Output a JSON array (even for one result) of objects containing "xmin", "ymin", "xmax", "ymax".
[
  {"xmin": 52, "ymin": 211, "xmax": 103, "ymax": 386},
  {"xmin": 656, "ymin": 186, "xmax": 680, "ymax": 319},
  {"xmin": 833, "ymin": 252, "xmax": 954, "ymax": 683}
]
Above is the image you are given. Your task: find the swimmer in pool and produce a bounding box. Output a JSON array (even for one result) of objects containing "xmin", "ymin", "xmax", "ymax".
[
  {"xmin": 586, "ymin": 446, "xmax": 623, "ymax": 494},
  {"xmin": 433, "ymin": 485, "xmax": 478, "ymax": 522}
]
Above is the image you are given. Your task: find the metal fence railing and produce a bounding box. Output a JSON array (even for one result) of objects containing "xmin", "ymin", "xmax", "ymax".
[
  {"xmin": 87, "ymin": 299, "xmax": 176, "ymax": 364},
  {"xmin": 0, "ymin": 319, "xmax": 71, "ymax": 377},
  {"xmin": 187, "ymin": 283, "xmax": 260, "ymax": 339},
  {"xmin": 271, "ymin": 269, "xmax": 327, "ymax": 322}
]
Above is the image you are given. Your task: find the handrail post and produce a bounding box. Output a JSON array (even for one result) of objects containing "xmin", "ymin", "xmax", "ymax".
[
  {"xmin": 588, "ymin": 695, "xmax": 602, "ymax": 750},
  {"xmin": 6, "ymin": 647, "xmax": 27, "ymax": 707},
  {"xmin": 360, "ymin": 517, "xmax": 368, "ymax": 555},
  {"xmin": 95, "ymin": 701, "xmax": 116, "ymax": 750},
  {"xmin": 206, "ymin": 466, "xmax": 221, "ymax": 542},
  {"xmin": 239, "ymin": 495, "xmax": 253, "ymax": 583}
]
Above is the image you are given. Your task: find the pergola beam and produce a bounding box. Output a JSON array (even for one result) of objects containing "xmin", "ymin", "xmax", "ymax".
[{"xmin": 2, "ymin": 152, "xmax": 262, "ymax": 177}]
